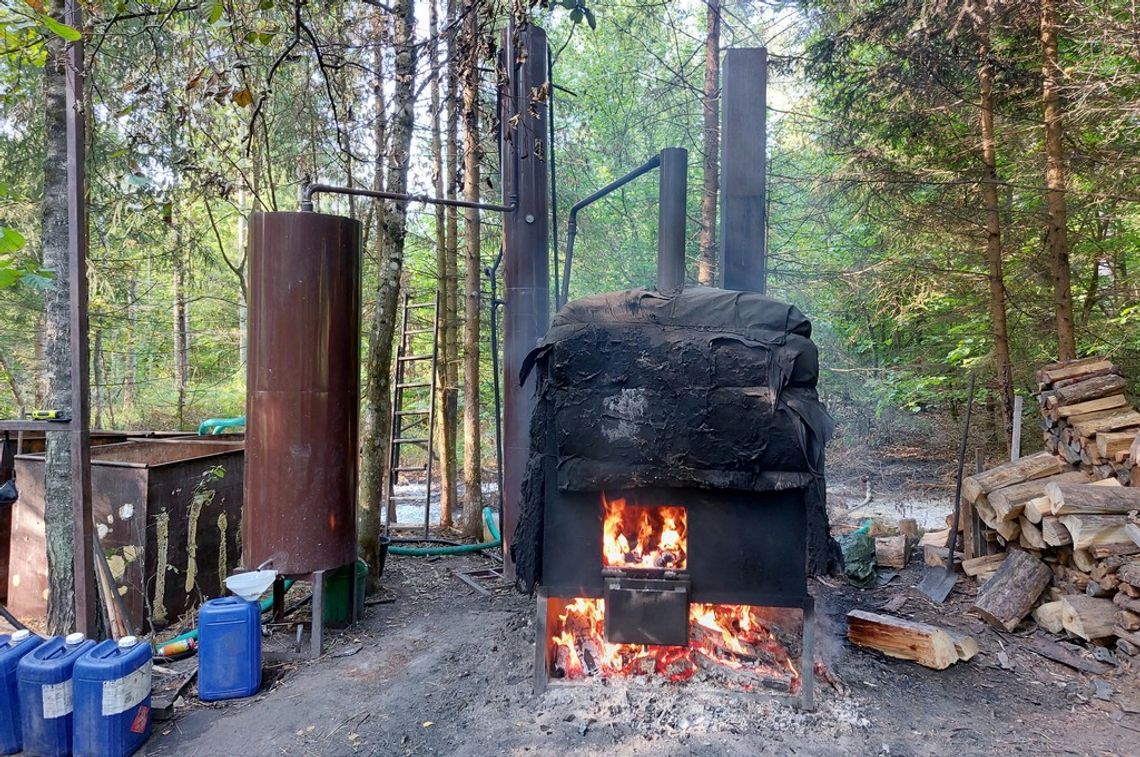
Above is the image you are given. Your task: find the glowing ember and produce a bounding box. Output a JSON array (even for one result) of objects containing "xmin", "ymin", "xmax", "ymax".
[
  {"xmin": 549, "ymin": 598, "xmax": 800, "ymax": 692},
  {"xmin": 602, "ymin": 494, "xmax": 687, "ymax": 570}
]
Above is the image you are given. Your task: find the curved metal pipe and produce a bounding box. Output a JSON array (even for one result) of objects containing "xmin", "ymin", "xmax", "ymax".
[{"xmin": 559, "ymin": 154, "xmax": 661, "ymax": 307}]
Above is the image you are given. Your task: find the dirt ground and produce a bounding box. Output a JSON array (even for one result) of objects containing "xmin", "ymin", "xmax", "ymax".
[{"xmin": 147, "ymin": 447, "xmax": 1136, "ymax": 756}]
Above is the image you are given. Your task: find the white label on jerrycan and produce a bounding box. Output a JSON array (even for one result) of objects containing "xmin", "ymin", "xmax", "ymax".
[
  {"xmin": 101, "ymin": 661, "xmax": 152, "ymax": 716},
  {"xmin": 41, "ymin": 680, "xmax": 73, "ymax": 718}
]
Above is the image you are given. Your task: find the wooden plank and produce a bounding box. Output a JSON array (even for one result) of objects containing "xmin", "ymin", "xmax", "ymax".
[
  {"xmin": 846, "ymin": 610, "xmax": 967, "ymax": 670},
  {"xmin": 1060, "ymin": 515, "xmax": 1132, "ymax": 549},
  {"xmin": 1047, "ymin": 483, "xmax": 1140, "ymax": 516},
  {"xmin": 1054, "ymin": 393, "xmax": 1129, "ymax": 419},
  {"xmin": 1023, "ymin": 635, "xmax": 1113, "ymax": 674},
  {"xmin": 1059, "ymin": 595, "xmax": 1117, "ymax": 640},
  {"xmin": 961, "ymin": 452, "xmax": 1067, "ymax": 504},
  {"xmin": 970, "ymin": 549, "xmax": 1052, "ymax": 632}
]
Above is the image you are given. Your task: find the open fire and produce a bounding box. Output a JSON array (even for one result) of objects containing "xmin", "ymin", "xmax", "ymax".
[
  {"xmin": 549, "ymin": 598, "xmax": 801, "ymax": 693},
  {"xmin": 602, "ymin": 494, "xmax": 687, "ymax": 570}
]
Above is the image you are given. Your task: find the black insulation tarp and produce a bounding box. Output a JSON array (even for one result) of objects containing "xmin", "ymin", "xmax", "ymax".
[{"xmin": 511, "ymin": 287, "xmax": 841, "ymax": 591}]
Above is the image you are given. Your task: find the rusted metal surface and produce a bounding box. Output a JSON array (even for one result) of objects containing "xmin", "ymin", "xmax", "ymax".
[
  {"xmin": 719, "ymin": 48, "xmax": 768, "ymax": 294},
  {"xmin": 501, "ymin": 26, "xmax": 551, "ymax": 580},
  {"xmin": 246, "ymin": 211, "xmax": 361, "ymax": 576},
  {"xmin": 8, "ymin": 440, "xmax": 244, "ymax": 632},
  {"xmin": 656, "ymin": 147, "xmax": 688, "ymax": 295}
]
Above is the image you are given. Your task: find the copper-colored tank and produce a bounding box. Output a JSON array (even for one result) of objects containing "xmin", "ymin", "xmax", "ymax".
[{"xmin": 245, "ymin": 212, "xmax": 361, "ymax": 576}]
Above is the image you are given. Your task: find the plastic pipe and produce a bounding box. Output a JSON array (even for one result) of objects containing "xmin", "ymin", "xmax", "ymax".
[
  {"xmin": 155, "ymin": 579, "xmax": 294, "ymax": 649},
  {"xmin": 197, "ymin": 416, "xmax": 246, "ymax": 435},
  {"xmin": 387, "ymin": 508, "xmax": 501, "ymax": 556}
]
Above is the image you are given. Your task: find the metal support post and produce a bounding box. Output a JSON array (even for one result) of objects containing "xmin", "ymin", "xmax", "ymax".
[{"xmin": 656, "ymin": 147, "xmax": 688, "ymax": 295}]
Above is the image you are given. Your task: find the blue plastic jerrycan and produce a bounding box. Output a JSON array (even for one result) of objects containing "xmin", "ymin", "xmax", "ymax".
[
  {"xmin": 18, "ymin": 632, "xmax": 96, "ymax": 757},
  {"xmin": 72, "ymin": 636, "xmax": 152, "ymax": 757},
  {"xmin": 198, "ymin": 596, "xmax": 262, "ymax": 701},
  {"xmin": 0, "ymin": 629, "xmax": 44, "ymax": 754}
]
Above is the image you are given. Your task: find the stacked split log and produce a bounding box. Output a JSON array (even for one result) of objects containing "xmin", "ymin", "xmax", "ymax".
[
  {"xmin": 960, "ymin": 355, "xmax": 1140, "ymax": 663},
  {"xmin": 1038, "ymin": 356, "xmax": 1139, "ymax": 485}
]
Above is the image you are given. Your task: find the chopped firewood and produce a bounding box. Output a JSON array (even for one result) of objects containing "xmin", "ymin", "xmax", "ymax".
[
  {"xmin": 1126, "ymin": 522, "xmax": 1140, "ymax": 550},
  {"xmin": 1092, "ymin": 556, "xmax": 1132, "ymax": 581},
  {"xmin": 948, "ymin": 631, "xmax": 978, "ymax": 661},
  {"xmin": 1046, "ymin": 374, "xmax": 1128, "ymax": 409},
  {"xmin": 1088, "ymin": 541, "xmax": 1140, "ymax": 559},
  {"xmin": 919, "ymin": 528, "xmax": 951, "ymax": 548},
  {"xmin": 962, "ymin": 553, "xmax": 1006, "ymax": 577},
  {"xmin": 1023, "ymin": 635, "xmax": 1113, "ymax": 675},
  {"xmin": 846, "ymin": 610, "xmax": 972, "ymax": 670},
  {"xmin": 990, "ymin": 471, "xmax": 1090, "ymax": 522},
  {"xmin": 1060, "ymin": 515, "xmax": 1132, "ymax": 549},
  {"xmin": 1132, "ymin": 433, "xmax": 1140, "ymax": 464},
  {"xmin": 975, "ymin": 496, "xmax": 998, "ymax": 528},
  {"xmin": 1073, "ymin": 548, "xmax": 1096, "ymax": 573},
  {"xmin": 1041, "ymin": 517, "xmax": 1073, "ymax": 547},
  {"xmin": 1024, "ymin": 496, "xmax": 1051, "ymax": 524},
  {"xmin": 1032, "ymin": 601, "xmax": 1066, "ymax": 634},
  {"xmin": 1091, "ymin": 476, "xmax": 1124, "ymax": 487},
  {"xmin": 961, "ymin": 452, "xmax": 1068, "ymax": 504},
  {"xmin": 1037, "ymin": 354, "xmax": 1110, "ymax": 378},
  {"xmin": 970, "ymin": 549, "xmax": 1052, "ymax": 632},
  {"xmin": 1055, "ymin": 566, "xmax": 1092, "ymax": 593},
  {"xmin": 1053, "ymin": 393, "xmax": 1129, "ymax": 419},
  {"xmin": 923, "ymin": 543, "xmax": 962, "ymax": 568},
  {"xmin": 875, "ymin": 535, "xmax": 910, "ymax": 569},
  {"xmin": 898, "ymin": 518, "xmax": 919, "ymax": 546},
  {"xmin": 1037, "ymin": 358, "xmax": 1117, "ymax": 388},
  {"xmin": 1072, "ymin": 411, "xmax": 1140, "ymax": 439},
  {"xmin": 1113, "ymin": 591, "xmax": 1140, "ymax": 615},
  {"xmin": 1117, "ymin": 562, "xmax": 1140, "ymax": 586},
  {"xmin": 1085, "ymin": 579, "xmax": 1115, "ymax": 598},
  {"xmin": 1059, "ymin": 595, "xmax": 1117, "ymax": 640},
  {"xmin": 1019, "ymin": 517, "xmax": 1045, "ymax": 550},
  {"xmin": 1097, "ymin": 431, "xmax": 1138, "ymax": 460},
  {"xmin": 994, "ymin": 517, "xmax": 1020, "ymax": 542},
  {"xmin": 1047, "ymin": 483, "xmax": 1140, "ymax": 515},
  {"xmin": 1118, "ymin": 639, "xmax": 1140, "ymax": 657},
  {"xmin": 1119, "ymin": 582, "xmax": 1140, "ymax": 599},
  {"xmin": 1118, "ymin": 612, "xmax": 1140, "ymax": 633}
]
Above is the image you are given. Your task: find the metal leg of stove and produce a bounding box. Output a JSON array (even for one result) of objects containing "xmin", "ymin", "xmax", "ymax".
[
  {"xmin": 798, "ymin": 598, "xmax": 816, "ymax": 711},
  {"xmin": 534, "ymin": 590, "xmax": 549, "ymax": 695},
  {"xmin": 311, "ymin": 569, "xmax": 326, "ymax": 659},
  {"xmin": 272, "ymin": 575, "xmax": 286, "ymax": 621}
]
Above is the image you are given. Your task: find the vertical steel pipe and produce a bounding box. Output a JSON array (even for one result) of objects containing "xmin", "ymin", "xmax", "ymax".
[
  {"xmin": 245, "ymin": 212, "xmax": 361, "ymax": 576},
  {"xmin": 656, "ymin": 147, "xmax": 688, "ymax": 295},
  {"xmin": 719, "ymin": 48, "xmax": 768, "ymax": 293},
  {"xmin": 501, "ymin": 26, "xmax": 550, "ymax": 580}
]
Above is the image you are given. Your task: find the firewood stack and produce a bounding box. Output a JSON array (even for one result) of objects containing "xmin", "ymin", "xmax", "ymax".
[{"xmin": 957, "ymin": 355, "xmax": 1140, "ymax": 662}]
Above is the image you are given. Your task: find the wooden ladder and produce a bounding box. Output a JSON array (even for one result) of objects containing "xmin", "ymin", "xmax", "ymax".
[{"xmin": 384, "ymin": 290, "xmax": 441, "ymax": 538}]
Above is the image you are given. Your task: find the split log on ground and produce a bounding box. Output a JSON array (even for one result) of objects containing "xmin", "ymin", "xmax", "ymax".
[
  {"xmin": 1032, "ymin": 601, "xmax": 1066, "ymax": 634},
  {"xmin": 1024, "ymin": 496, "xmax": 1051, "ymax": 524},
  {"xmin": 948, "ymin": 631, "xmax": 978, "ymax": 661},
  {"xmin": 990, "ymin": 471, "xmax": 1090, "ymax": 522},
  {"xmin": 1041, "ymin": 516, "xmax": 1073, "ymax": 546},
  {"xmin": 1117, "ymin": 563, "xmax": 1140, "ymax": 586},
  {"xmin": 845, "ymin": 610, "xmax": 972, "ymax": 670},
  {"xmin": 1097, "ymin": 431, "xmax": 1138, "ymax": 461},
  {"xmin": 1059, "ymin": 595, "xmax": 1117, "ymax": 640},
  {"xmin": 875, "ymin": 535, "xmax": 910, "ymax": 569},
  {"xmin": 1023, "ymin": 635, "xmax": 1113, "ymax": 675},
  {"xmin": 923, "ymin": 543, "xmax": 962, "ymax": 568},
  {"xmin": 1089, "ymin": 542, "xmax": 1140, "ymax": 559},
  {"xmin": 898, "ymin": 518, "xmax": 919, "ymax": 543},
  {"xmin": 1046, "ymin": 374, "xmax": 1128, "ymax": 409},
  {"xmin": 1052, "ymin": 393, "xmax": 1129, "ymax": 419},
  {"xmin": 970, "ymin": 549, "xmax": 1053, "ymax": 632},
  {"xmin": 1060, "ymin": 515, "xmax": 1132, "ymax": 549},
  {"xmin": 962, "ymin": 553, "xmax": 1006, "ymax": 577},
  {"xmin": 961, "ymin": 452, "xmax": 1068, "ymax": 504},
  {"xmin": 1072, "ymin": 411, "xmax": 1140, "ymax": 439},
  {"xmin": 1048, "ymin": 484, "xmax": 1140, "ymax": 516},
  {"xmin": 1020, "ymin": 517, "xmax": 1045, "ymax": 550},
  {"xmin": 919, "ymin": 528, "xmax": 951, "ymax": 548}
]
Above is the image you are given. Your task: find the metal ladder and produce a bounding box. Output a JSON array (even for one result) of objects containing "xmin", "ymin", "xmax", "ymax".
[{"xmin": 384, "ymin": 290, "xmax": 440, "ymax": 537}]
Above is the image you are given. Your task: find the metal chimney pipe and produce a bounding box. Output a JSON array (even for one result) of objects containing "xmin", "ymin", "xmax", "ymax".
[
  {"xmin": 656, "ymin": 147, "xmax": 688, "ymax": 295},
  {"xmin": 719, "ymin": 48, "xmax": 767, "ymax": 293}
]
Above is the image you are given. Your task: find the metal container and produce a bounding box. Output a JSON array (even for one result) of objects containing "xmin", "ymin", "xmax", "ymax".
[
  {"xmin": 245, "ymin": 212, "xmax": 361, "ymax": 576},
  {"xmin": 8, "ymin": 439, "xmax": 244, "ymax": 629}
]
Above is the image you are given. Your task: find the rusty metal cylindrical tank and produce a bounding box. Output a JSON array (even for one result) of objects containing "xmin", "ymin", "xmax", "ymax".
[{"xmin": 245, "ymin": 211, "xmax": 361, "ymax": 576}]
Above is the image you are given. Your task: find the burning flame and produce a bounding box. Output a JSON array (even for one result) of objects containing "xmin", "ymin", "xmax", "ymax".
[
  {"xmin": 602, "ymin": 494, "xmax": 687, "ymax": 570},
  {"xmin": 549, "ymin": 598, "xmax": 800, "ymax": 691}
]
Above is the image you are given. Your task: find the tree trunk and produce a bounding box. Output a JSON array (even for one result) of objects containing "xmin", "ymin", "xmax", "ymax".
[
  {"xmin": 977, "ymin": 22, "xmax": 1014, "ymax": 445},
  {"xmin": 41, "ymin": 0, "xmax": 75, "ymax": 636},
  {"xmin": 1041, "ymin": 0, "xmax": 1076, "ymax": 360},
  {"xmin": 697, "ymin": 0, "xmax": 721, "ymax": 287},
  {"xmin": 430, "ymin": 0, "xmax": 457, "ymax": 528},
  {"xmin": 360, "ymin": 0, "xmax": 416, "ymax": 575},
  {"xmin": 460, "ymin": 0, "xmax": 483, "ymax": 538},
  {"xmin": 442, "ymin": 0, "xmax": 461, "ymax": 530}
]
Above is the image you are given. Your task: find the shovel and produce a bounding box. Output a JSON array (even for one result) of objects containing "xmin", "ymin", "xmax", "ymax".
[{"xmin": 917, "ymin": 371, "xmax": 976, "ymax": 603}]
